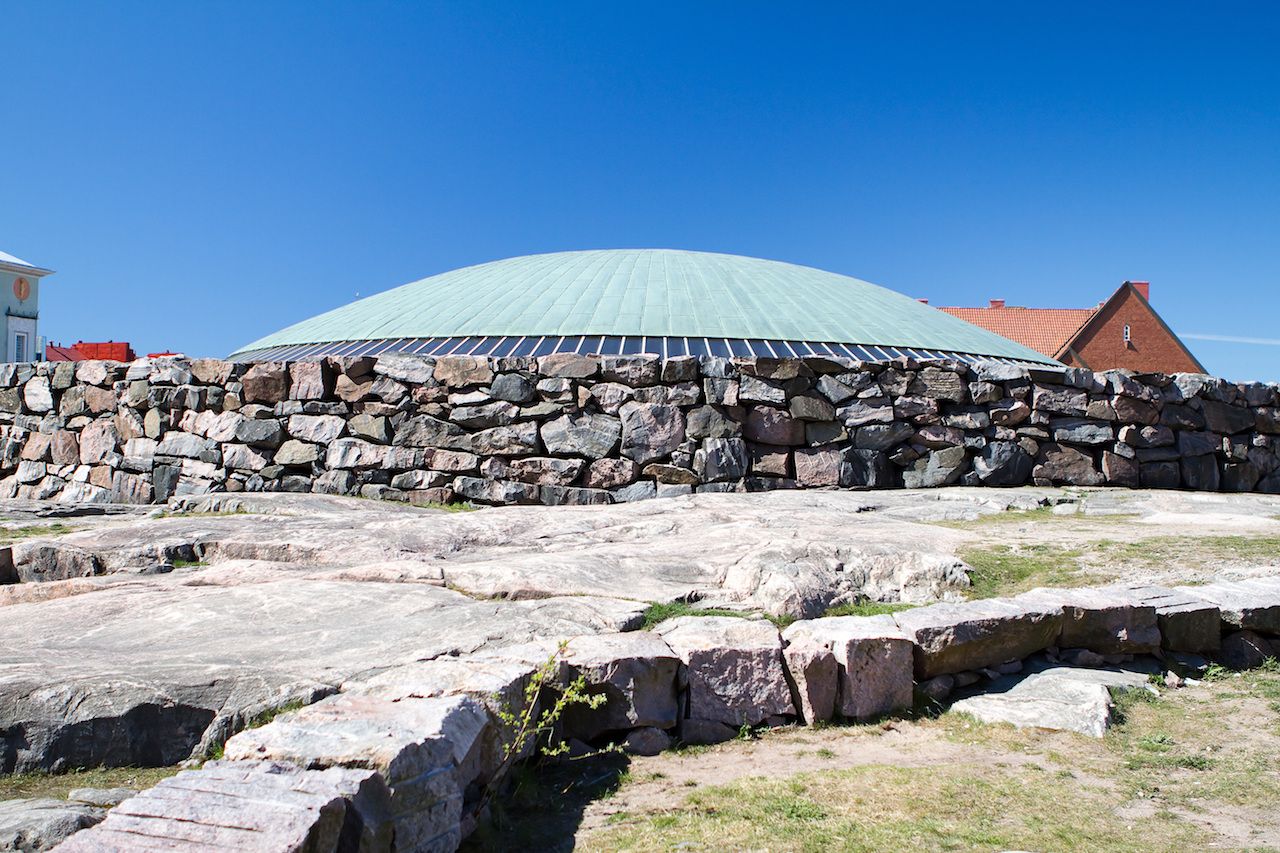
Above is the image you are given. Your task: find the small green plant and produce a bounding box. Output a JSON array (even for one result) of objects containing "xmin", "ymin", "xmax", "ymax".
[
  {"xmin": 496, "ymin": 642, "xmax": 609, "ymax": 761},
  {"xmin": 1202, "ymin": 663, "xmax": 1232, "ymax": 681},
  {"xmin": 171, "ymin": 558, "xmax": 208, "ymax": 569},
  {"xmin": 815, "ymin": 747, "xmax": 836, "ymax": 760},
  {"xmin": 481, "ymin": 641, "xmax": 614, "ymax": 821}
]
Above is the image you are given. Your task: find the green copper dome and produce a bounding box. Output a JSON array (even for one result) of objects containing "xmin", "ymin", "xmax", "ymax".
[{"xmin": 230, "ymin": 249, "xmax": 1054, "ymax": 364}]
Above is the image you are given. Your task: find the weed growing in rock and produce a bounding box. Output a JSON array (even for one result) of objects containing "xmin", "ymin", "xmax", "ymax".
[{"xmin": 483, "ymin": 640, "xmax": 614, "ymax": 824}]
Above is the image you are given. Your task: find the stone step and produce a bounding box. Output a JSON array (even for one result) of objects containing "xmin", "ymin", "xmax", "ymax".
[
  {"xmin": 53, "ymin": 761, "xmax": 392, "ymax": 852},
  {"xmin": 1177, "ymin": 577, "xmax": 1280, "ymax": 635}
]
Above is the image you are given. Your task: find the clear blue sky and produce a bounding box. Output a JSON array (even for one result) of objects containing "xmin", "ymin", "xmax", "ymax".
[{"xmin": 4, "ymin": 3, "xmax": 1278, "ymax": 380}]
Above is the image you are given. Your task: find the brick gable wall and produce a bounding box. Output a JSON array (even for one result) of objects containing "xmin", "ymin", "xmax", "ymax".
[{"xmin": 1062, "ymin": 287, "xmax": 1202, "ymax": 374}]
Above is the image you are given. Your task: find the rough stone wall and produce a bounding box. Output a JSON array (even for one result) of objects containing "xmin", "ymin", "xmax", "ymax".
[{"xmin": 1, "ymin": 353, "xmax": 1278, "ymax": 506}]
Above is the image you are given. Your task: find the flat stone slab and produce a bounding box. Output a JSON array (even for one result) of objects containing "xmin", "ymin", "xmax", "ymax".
[
  {"xmin": 0, "ymin": 799, "xmax": 104, "ymax": 852},
  {"xmin": 1015, "ymin": 586, "xmax": 1161, "ymax": 654},
  {"xmin": 781, "ymin": 615, "xmax": 914, "ymax": 722},
  {"xmin": 53, "ymin": 761, "xmax": 392, "ymax": 852},
  {"xmin": 655, "ymin": 616, "xmax": 795, "ymax": 727},
  {"xmin": 950, "ymin": 665, "xmax": 1156, "ymax": 737},
  {"xmin": 224, "ymin": 694, "xmax": 490, "ymax": 851},
  {"xmin": 1176, "ymin": 577, "xmax": 1280, "ymax": 635},
  {"xmin": 894, "ymin": 599, "xmax": 1064, "ymax": 679}
]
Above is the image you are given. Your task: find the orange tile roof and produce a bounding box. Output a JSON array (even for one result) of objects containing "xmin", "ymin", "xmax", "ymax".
[{"xmin": 938, "ymin": 306, "xmax": 1098, "ymax": 359}]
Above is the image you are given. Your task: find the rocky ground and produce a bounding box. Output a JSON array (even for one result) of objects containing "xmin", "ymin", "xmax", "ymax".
[{"xmin": 2, "ymin": 486, "xmax": 1279, "ymax": 850}]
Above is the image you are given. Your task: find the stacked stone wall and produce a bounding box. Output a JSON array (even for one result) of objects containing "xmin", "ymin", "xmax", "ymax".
[{"xmin": 1, "ymin": 353, "xmax": 1278, "ymax": 505}]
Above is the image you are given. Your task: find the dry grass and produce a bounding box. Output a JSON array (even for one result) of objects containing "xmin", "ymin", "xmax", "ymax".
[
  {"xmin": 0, "ymin": 766, "xmax": 179, "ymax": 801},
  {"xmin": 0, "ymin": 522, "xmax": 74, "ymax": 543}
]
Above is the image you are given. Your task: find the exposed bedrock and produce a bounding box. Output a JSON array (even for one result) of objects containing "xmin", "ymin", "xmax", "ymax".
[{"xmin": 40, "ymin": 572, "xmax": 1280, "ymax": 852}]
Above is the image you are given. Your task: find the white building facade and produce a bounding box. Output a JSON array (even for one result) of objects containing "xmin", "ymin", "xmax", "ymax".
[{"xmin": 0, "ymin": 250, "xmax": 52, "ymax": 363}]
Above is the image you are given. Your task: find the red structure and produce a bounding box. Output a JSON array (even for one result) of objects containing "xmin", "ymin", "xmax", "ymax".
[
  {"xmin": 44, "ymin": 340, "xmax": 137, "ymax": 362},
  {"xmin": 940, "ymin": 282, "xmax": 1204, "ymax": 374}
]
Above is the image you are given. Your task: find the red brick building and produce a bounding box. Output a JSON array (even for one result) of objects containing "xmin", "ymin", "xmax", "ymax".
[
  {"xmin": 940, "ymin": 281, "xmax": 1204, "ymax": 374},
  {"xmin": 45, "ymin": 340, "xmax": 137, "ymax": 362}
]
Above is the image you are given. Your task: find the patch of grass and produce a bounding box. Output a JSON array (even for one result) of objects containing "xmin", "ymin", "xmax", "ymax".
[
  {"xmin": 0, "ymin": 522, "xmax": 74, "ymax": 543},
  {"xmin": 823, "ymin": 600, "xmax": 918, "ymax": 618},
  {"xmin": 170, "ymin": 559, "xmax": 208, "ymax": 569},
  {"xmin": 587, "ymin": 762, "xmax": 1205, "ymax": 852},
  {"xmin": 245, "ymin": 699, "xmax": 307, "ymax": 729},
  {"xmin": 202, "ymin": 699, "xmax": 311, "ymax": 761},
  {"xmin": 960, "ymin": 543, "xmax": 1099, "ymax": 599},
  {"xmin": 1109, "ymin": 687, "xmax": 1158, "ymax": 726},
  {"xmin": 1102, "ymin": 664, "xmax": 1280, "ymax": 812},
  {"xmin": 1088, "ymin": 535, "xmax": 1280, "ymax": 568},
  {"xmin": 934, "ymin": 506, "xmax": 1056, "ymax": 528},
  {"xmin": 414, "ymin": 501, "xmax": 477, "ymax": 512},
  {"xmin": 639, "ymin": 601, "xmax": 755, "ymax": 631},
  {"xmin": 0, "ymin": 766, "xmax": 180, "ymax": 801}
]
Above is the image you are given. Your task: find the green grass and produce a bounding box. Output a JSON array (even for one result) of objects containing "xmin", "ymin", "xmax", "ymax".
[
  {"xmin": 959, "ymin": 544, "xmax": 1098, "ymax": 599},
  {"xmin": 1087, "ymin": 535, "xmax": 1280, "ymax": 567},
  {"xmin": 0, "ymin": 522, "xmax": 73, "ymax": 543},
  {"xmin": 822, "ymin": 600, "xmax": 918, "ymax": 618},
  {"xmin": 170, "ymin": 559, "xmax": 207, "ymax": 569},
  {"xmin": 417, "ymin": 501, "xmax": 477, "ymax": 512},
  {"xmin": 202, "ymin": 698, "xmax": 310, "ymax": 761},
  {"xmin": 934, "ymin": 506, "xmax": 1057, "ymax": 528},
  {"xmin": 639, "ymin": 601, "xmax": 756, "ymax": 631},
  {"xmin": 0, "ymin": 766, "xmax": 180, "ymax": 801},
  {"xmin": 638, "ymin": 601, "xmax": 805, "ymax": 630}
]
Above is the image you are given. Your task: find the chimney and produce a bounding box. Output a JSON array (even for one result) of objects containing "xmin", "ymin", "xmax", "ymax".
[
  {"xmin": 989, "ymin": 299, "xmax": 1005, "ymax": 309},
  {"xmin": 916, "ymin": 298, "xmax": 929, "ymax": 304},
  {"xmin": 1127, "ymin": 281, "xmax": 1150, "ymax": 301}
]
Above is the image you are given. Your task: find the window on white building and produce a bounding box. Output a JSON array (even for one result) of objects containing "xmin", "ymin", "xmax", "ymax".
[{"xmin": 14, "ymin": 332, "xmax": 27, "ymax": 363}]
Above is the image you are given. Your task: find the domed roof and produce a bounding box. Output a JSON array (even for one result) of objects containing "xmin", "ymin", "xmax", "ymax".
[{"xmin": 230, "ymin": 249, "xmax": 1053, "ymax": 363}]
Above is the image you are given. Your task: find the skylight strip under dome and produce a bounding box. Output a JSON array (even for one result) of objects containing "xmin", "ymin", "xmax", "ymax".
[{"xmin": 229, "ymin": 335, "xmax": 1038, "ymax": 366}]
